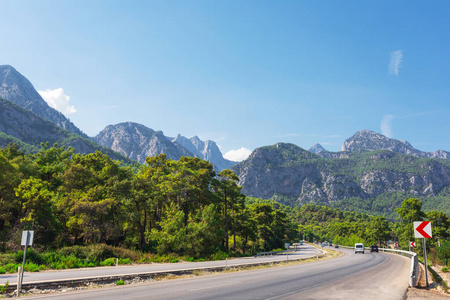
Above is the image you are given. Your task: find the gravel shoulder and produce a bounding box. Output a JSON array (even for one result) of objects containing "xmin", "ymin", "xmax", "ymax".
[{"xmin": 407, "ymin": 263, "xmax": 450, "ymax": 299}]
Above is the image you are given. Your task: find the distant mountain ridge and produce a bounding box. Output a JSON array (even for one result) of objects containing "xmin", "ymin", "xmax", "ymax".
[
  {"xmin": 94, "ymin": 122, "xmax": 192, "ymax": 162},
  {"xmin": 0, "ymin": 66, "xmax": 233, "ymax": 170},
  {"xmin": 0, "ymin": 98, "xmax": 133, "ymax": 163},
  {"xmin": 232, "ymin": 142, "xmax": 450, "ymax": 215},
  {"xmin": 0, "ymin": 65, "xmax": 86, "ymax": 137},
  {"xmin": 94, "ymin": 122, "xmax": 236, "ymax": 170},
  {"xmin": 171, "ymin": 134, "xmax": 235, "ymax": 170},
  {"xmin": 308, "ymin": 143, "xmax": 327, "ymax": 154},
  {"xmin": 342, "ymin": 129, "xmax": 450, "ymax": 159}
]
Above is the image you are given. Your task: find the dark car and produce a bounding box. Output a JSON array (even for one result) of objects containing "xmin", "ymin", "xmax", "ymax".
[{"xmin": 370, "ymin": 245, "xmax": 379, "ymax": 252}]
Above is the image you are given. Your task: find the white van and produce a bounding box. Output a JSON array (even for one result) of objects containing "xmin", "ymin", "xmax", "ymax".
[{"xmin": 355, "ymin": 243, "xmax": 364, "ymax": 254}]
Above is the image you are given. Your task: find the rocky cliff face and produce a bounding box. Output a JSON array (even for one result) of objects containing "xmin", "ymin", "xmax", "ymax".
[
  {"xmin": 95, "ymin": 123, "xmax": 235, "ymax": 170},
  {"xmin": 308, "ymin": 143, "xmax": 327, "ymax": 154},
  {"xmin": 232, "ymin": 142, "xmax": 450, "ymax": 204},
  {"xmin": 342, "ymin": 129, "xmax": 450, "ymax": 159},
  {"xmin": 0, "ymin": 98, "xmax": 132, "ymax": 162},
  {"xmin": 0, "ymin": 65, "xmax": 86, "ymax": 137},
  {"xmin": 171, "ymin": 134, "xmax": 235, "ymax": 170},
  {"xmin": 94, "ymin": 122, "xmax": 192, "ymax": 162}
]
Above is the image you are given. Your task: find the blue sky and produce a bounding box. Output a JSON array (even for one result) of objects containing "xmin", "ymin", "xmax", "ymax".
[{"xmin": 1, "ymin": 1, "xmax": 450, "ymax": 160}]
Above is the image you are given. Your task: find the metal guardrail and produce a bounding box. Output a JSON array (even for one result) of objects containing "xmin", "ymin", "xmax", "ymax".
[
  {"xmin": 380, "ymin": 248, "xmax": 419, "ymax": 288},
  {"xmin": 255, "ymin": 248, "xmax": 296, "ymax": 257},
  {"xmin": 337, "ymin": 245, "xmax": 419, "ymax": 287}
]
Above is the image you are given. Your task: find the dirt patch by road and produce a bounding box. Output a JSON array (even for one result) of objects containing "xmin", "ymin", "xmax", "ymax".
[{"xmin": 407, "ymin": 263, "xmax": 450, "ymax": 299}]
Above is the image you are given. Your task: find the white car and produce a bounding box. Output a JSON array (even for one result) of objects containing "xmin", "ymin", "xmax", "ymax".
[{"xmin": 355, "ymin": 243, "xmax": 364, "ymax": 254}]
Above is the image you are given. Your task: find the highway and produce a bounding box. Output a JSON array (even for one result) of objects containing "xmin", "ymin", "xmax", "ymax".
[
  {"xmin": 17, "ymin": 245, "xmax": 411, "ymax": 299},
  {"xmin": 0, "ymin": 244, "xmax": 320, "ymax": 285}
]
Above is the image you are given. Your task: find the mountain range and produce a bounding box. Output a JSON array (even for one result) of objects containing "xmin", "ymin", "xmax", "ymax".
[
  {"xmin": 232, "ymin": 134, "xmax": 450, "ymax": 217},
  {"xmin": 1, "ymin": 65, "xmax": 449, "ymax": 217},
  {"xmin": 93, "ymin": 122, "xmax": 235, "ymax": 170},
  {"xmin": 0, "ymin": 65, "xmax": 235, "ymax": 170}
]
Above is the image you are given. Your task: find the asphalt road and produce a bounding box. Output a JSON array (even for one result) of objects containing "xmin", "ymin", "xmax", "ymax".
[
  {"xmin": 19, "ymin": 246, "xmax": 411, "ymax": 300},
  {"xmin": 0, "ymin": 244, "xmax": 320, "ymax": 285}
]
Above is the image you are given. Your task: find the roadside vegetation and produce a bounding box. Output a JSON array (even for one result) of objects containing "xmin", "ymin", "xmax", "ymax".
[{"xmin": 0, "ymin": 143, "xmax": 448, "ymax": 276}]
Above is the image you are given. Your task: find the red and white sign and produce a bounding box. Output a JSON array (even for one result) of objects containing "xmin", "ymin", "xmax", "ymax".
[
  {"xmin": 394, "ymin": 242, "xmax": 399, "ymax": 248},
  {"xmin": 410, "ymin": 241, "xmax": 416, "ymax": 248},
  {"xmin": 414, "ymin": 221, "xmax": 432, "ymax": 238}
]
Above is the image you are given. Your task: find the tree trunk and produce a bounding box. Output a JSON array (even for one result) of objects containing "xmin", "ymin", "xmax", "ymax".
[
  {"xmin": 232, "ymin": 202, "xmax": 236, "ymax": 250},
  {"xmin": 224, "ymin": 192, "xmax": 228, "ymax": 252},
  {"xmin": 243, "ymin": 234, "xmax": 248, "ymax": 254}
]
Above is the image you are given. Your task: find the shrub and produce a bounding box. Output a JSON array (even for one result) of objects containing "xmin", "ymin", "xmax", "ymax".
[
  {"xmin": 0, "ymin": 281, "xmax": 9, "ymax": 294},
  {"xmin": 0, "ymin": 268, "xmax": 6, "ymax": 274},
  {"xmin": 101, "ymin": 258, "xmax": 116, "ymax": 266},
  {"xmin": 25, "ymin": 262, "xmax": 43, "ymax": 272},
  {"xmin": 116, "ymin": 280, "xmax": 125, "ymax": 285},
  {"xmin": 210, "ymin": 251, "xmax": 228, "ymax": 261},
  {"xmin": 4, "ymin": 263, "xmax": 20, "ymax": 274},
  {"xmin": 442, "ymin": 267, "xmax": 449, "ymax": 273},
  {"xmin": 119, "ymin": 258, "xmax": 131, "ymax": 265}
]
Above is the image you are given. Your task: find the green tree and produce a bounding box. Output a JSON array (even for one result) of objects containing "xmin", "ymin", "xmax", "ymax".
[
  {"xmin": 213, "ymin": 169, "xmax": 241, "ymax": 252},
  {"xmin": 395, "ymin": 198, "xmax": 426, "ymax": 249},
  {"xmin": 15, "ymin": 178, "xmax": 59, "ymax": 245},
  {"xmin": 364, "ymin": 216, "xmax": 391, "ymax": 246},
  {"xmin": 426, "ymin": 211, "xmax": 450, "ymax": 245},
  {"xmin": 0, "ymin": 153, "xmax": 21, "ymax": 235},
  {"xmin": 57, "ymin": 152, "xmax": 130, "ymax": 245}
]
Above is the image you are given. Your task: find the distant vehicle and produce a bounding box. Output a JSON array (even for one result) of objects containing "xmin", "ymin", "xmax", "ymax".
[
  {"xmin": 329, "ymin": 242, "xmax": 332, "ymax": 246},
  {"xmin": 334, "ymin": 244, "xmax": 339, "ymax": 248},
  {"xmin": 355, "ymin": 243, "xmax": 364, "ymax": 254},
  {"xmin": 300, "ymin": 241, "xmax": 303, "ymax": 245},
  {"xmin": 370, "ymin": 245, "xmax": 379, "ymax": 252}
]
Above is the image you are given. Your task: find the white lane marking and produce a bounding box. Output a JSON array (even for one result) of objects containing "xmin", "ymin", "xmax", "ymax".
[{"xmin": 189, "ymin": 281, "xmax": 239, "ymax": 292}]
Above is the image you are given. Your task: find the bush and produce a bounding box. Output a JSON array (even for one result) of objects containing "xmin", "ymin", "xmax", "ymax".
[
  {"xmin": 442, "ymin": 267, "xmax": 449, "ymax": 272},
  {"xmin": 119, "ymin": 258, "xmax": 131, "ymax": 265},
  {"xmin": 25, "ymin": 262, "xmax": 44, "ymax": 272},
  {"xmin": 0, "ymin": 268, "xmax": 6, "ymax": 274},
  {"xmin": 116, "ymin": 280, "xmax": 125, "ymax": 285},
  {"xmin": 0, "ymin": 281, "xmax": 9, "ymax": 294},
  {"xmin": 101, "ymin": 258, "xmax": 117, "ymax": 266},
  {"xmin": 4, "ymin": 263, "xmax": 20, "ymax": 274},
  {"xmin": 210, "ymin": 251, "xmax": 228, "ymax": 261},
  {"xmin": 437, "ymin": 241, "xmax": 450, "ymax": 266}
]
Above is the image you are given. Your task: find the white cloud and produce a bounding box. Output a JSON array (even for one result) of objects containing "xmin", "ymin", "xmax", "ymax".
[
  {"xmin": 389, "ymin": 50, "xmax": 403, "ymax": 76},
  {"xmin": 381, "ymin": 115, "xmax": 394, "ymax": 138},
  {"xmin": 224, "ymin": 147, "xmax": 252, "ymax": 162},
  {"xmin": 38, "ymin": 88, "xmax": 76, "ymax": 115}
]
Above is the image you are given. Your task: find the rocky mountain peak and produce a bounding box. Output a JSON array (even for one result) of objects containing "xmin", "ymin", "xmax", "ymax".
[
  {"xmin": 341, "ymin": 129, "xmax": 450, "ymax": 159},
  {"xmin": 0, "ymin": 65, "xmax": 86, "ymax": 137},
  {"xmin": 309, "ymin": 143, "xmax": 327, "ymax": 154},
  {"xmin": 342, "ymin": 130, "xmax": 416, "ymax": 154},
  {"xmin": 172, "ymin": 134, "xmax": 235, "ymax": 170}
]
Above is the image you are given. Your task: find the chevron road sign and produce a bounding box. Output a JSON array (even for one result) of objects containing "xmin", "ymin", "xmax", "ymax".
[
  {"xmin": 410, "ymin": 241, "xmax": 416, "ymax": 248},
  {"xmin": 414, "ymin": 221, "xmax": 432, "ymax": 238}
]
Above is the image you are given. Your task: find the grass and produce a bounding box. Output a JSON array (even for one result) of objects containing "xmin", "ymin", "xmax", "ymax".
[
  {"xmin": 428, "ymin": 265, "xmax": 449, "ymax": 293},
  {"xmin": 0, "ymin": 245, "xmax": 204, "ymax": 274},
  {"xmin": 1, "ymin": 245, "xmax": 341, "ymax": 297},
  {"xmin": 115, "ymin": 280, "xmax": 125, "ymax": 286}
]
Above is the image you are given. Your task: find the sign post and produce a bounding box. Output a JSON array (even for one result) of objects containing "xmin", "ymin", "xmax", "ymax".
[
  {"xmin": 409, "ymin": 241, "xmax": 416, "ymax": 252},
  {"xmin": 414, "ymin": 221, "xmax": 432, "ymax": 289},
  {"xmin": 19, "ymin": 231, "xmax": 34, "ymax": 296}
]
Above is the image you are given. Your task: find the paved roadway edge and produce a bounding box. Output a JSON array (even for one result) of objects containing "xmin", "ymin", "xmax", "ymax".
[{"xmin": 4, "ymin": 248, "xmax": 328, "ymax": 293}]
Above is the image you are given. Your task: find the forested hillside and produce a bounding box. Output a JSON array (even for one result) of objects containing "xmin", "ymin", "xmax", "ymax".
[
  {"xmin": 0, "ymin": 98, "xmax": 134, "ymax": 163},
  {"xmin": 1, "ymin": 142, "xmax": 449, "ymax": 273},
  {"xmin": 232, "ymin": 143, "xmax": 450, "ymax": 218}
]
